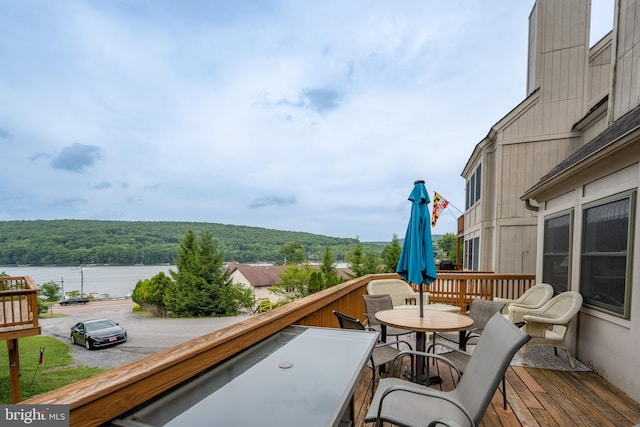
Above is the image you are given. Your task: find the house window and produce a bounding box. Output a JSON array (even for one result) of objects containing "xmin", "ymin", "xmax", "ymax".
[
  {"xmin": 580, "ymin": 192, "xmax": 634, "ymax": 317},
  {"xmin": 465, "ymin": 164, "xmax": 482, "ymax": 210},
  {"xmin": 475, "ymin": 164, "xmax": 481, "ymax": 201},
  {"xmin": 469, "ymin": 175, "xmax": 475, "ymax": 209},
  {"xmin": 542, "ymin": 211, "xmax": 572, "ymax": 294},
  {"xmin": 465, "ymin": 237, "xmax": 479, "ymax": 270}
]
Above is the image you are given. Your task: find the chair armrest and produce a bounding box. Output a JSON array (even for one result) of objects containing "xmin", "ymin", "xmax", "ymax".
[
  {"xmin": 363, "ymin": 313, "xmax": 384, "ymax": 332},
  {"xmin": 376, "ymin": 339, "xmax": 413, "ymax": 351},
  {"xmin": 522, "ymin": 314, "xmax": 563, "ymax": 324},
  {"xmin": 493, "ymin": 297, "xmax": 513, "ymax": 314},
  {"xmin": 521, "ymin": 319, "xmax": 550, "ymax": 337},
  {"xmin": 428, "ymin": 418, "xmax": 465, "ymax": 427},
  {"xmin": 390, "ymin": 349, "xmax": 464, "ymax": 379},
  {"xmin": 508, "ymin": 305, "xmax": 539, "ymax": 323},
  {"xmin": 377, "ymin": 384, "xmax": 474, "ymax": 427},
  {"xmin": 425, "ymin": 343, "xmax": 470, "ymax": 376}
]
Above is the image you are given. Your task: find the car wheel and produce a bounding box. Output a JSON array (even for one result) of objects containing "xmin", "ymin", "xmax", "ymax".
[
  {"xmin": 85, "ymin": 338, "xmax": 93, "ymax": 350},
  {"xmin": 71, "ymin": 335, "xmax": 76, "ymax": 345}
]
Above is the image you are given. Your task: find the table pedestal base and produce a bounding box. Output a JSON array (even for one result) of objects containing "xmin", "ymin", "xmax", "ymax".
[{"xmin": 402, "ymin": 370, "xmax": 442, "ymax": 385}]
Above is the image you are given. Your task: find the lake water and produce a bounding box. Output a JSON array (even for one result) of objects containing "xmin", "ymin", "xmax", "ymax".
[{"xmin": 0, "ymin": 265, "xmax": 175, "ymax": 298}]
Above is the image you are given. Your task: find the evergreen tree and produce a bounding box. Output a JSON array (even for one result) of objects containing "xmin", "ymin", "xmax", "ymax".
[
  {"xmin": 164, "ymin": 228, "xmax": 240, "ymax": 317},
  {"xmin": 345, "ymin": 238, "xmax": 366, "ymax": 277},
  {"xmin": 381, "ymin": 234, "xmax": 402, "ymax": 272},
  {"xmin": 363, "ymin": 250, "xmax": 383, "ymax": 274},
  {"xmin": 320, "ymin": 245, "xmax": 340, "ymax": 285},
  {"xmin": 307, "ymin": 271, "xmax": 325, "ymax": 294}
]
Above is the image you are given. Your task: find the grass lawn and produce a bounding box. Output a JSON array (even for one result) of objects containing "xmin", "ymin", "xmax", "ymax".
[{"xmin": 0, "ymin": 335, "xmax": 106, "ymax": 403}]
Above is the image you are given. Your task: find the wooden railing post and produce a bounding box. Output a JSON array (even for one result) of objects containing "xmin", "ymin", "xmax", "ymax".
[
  {"xmin": 459, "ymin": 277, "xmax": 467, "ymax": 311},
  {"xmin": 7, "ymin": 338, "xmax": 21, "ymax": 403}
]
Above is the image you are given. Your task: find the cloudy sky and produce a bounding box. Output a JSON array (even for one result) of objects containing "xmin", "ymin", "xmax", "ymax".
[{"xmin": 0, "ymin": 1, "xmax": 614, "ymax": 241}]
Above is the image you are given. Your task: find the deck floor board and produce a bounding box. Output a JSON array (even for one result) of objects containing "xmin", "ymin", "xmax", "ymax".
[{"xmin": 353, "ymin": 358, "xmax": 640, "ymax": 427}]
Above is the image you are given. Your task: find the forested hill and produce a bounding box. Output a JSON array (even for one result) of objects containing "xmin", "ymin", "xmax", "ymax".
[{"xmin": 0, "ymin": 220, "xmax": 389, "ymax": 266}]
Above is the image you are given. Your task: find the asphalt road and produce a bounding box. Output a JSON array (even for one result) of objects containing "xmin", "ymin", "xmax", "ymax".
[{"xmin": 40, "ymin": 299, "xmax": 248, "ymax": 369}]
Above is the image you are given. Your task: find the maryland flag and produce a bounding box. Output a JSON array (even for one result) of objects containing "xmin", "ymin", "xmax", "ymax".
[{"xmin": 431, "ymin": 192, "xmax": 449, "ymax": 228}]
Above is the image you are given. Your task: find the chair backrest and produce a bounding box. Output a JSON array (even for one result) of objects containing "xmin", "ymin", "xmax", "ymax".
[
  {"xmin": 501, "ymin": 283, "xmax": 554, "ymax": 314},
  {"xmin": 453, "ymin": 313, "xmax": 531, "ymax": 425},
  {"xmin": 468, "ymin": 298, "xmax": 506, "ymax": 331},
  {"xmin": 333, "ymin": 311, "xmax": 366, "ymax": 331},
  {"xmin": 531, "ymin": 291, "xmax": 582, "ymax": 324},
  {"xmin": 367, "ymin": 279, "xmax": 422, "ymax": 306},
  {"xmin": 362, "ymin": 294, "xmax": 394, "ymax": 327},
  {"xmin": 517, "ymin": 283, "xmax": 554, "ymax": 308}
]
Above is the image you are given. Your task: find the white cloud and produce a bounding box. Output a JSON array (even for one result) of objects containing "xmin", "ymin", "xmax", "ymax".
[{"xmin": 1, "ymin": 1, "xmax": 611, "ymax": 241}]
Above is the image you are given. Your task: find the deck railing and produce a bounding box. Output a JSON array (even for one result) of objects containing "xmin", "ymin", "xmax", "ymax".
[
  {"xmin": 23, "ymin": 272, "xmax": 535, "ymax": 426},
  {"xmin": 0, "ymin": 276, "xmax": 40, "ymax": 334},
  {"xmin": 427, "ymin": 272, "xmax": 536, "ymax": 310}
]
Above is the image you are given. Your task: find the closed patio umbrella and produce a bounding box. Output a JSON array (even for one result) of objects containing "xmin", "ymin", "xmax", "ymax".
[{"xmin": 396, "ymin": 180, "xmax": 437, "ymax": 317}]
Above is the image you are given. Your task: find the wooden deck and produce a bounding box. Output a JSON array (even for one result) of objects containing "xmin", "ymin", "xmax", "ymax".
[{"xmin": 352, "ymin": 359, "xmax": 640, "ymax": 426}]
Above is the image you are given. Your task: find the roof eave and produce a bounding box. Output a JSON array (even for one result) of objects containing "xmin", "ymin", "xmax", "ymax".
[{"xmin": 520, "ymin": 131, "xmax": 640, "ymax": 201}]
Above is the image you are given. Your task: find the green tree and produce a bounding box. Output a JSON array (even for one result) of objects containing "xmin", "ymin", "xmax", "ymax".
[
  {"xmin": 278, "ymin": 241, "xmax": 306, "ymax": 265},
  {"xmin": 132, "ymin": 272, "xmax": 172, "ymax": 316},
  {"xmin": 269, "ymin": 263, "xmax": 314, "ymax": 301},
  {"xmin": 307, "ymin": 271, "xmax": 325, "ymax": 294},
  {"xmin": 39, "ymin": 281, "xmax": 62, "ymax": 302},
  {"xmin": 363, "ymin": 250, "xmax": 383, "ymax": 275},
  {"xmin": 381, "ymin": 234, "xmax": 402, "ymax": 272},
  {"xmin": 436, "ymin": 232, "xmax": 458, "ymax": 260},
  {"xmin": 319, "ymin": 246, "xmax": 340, "ymax": 286},
  {"xmin": 345, "ymin": 238, "xmax": 366, "ymax": 277},
  {"xmin": 164, "ymin": 228, "xmax": 241, "ymax": 317}
]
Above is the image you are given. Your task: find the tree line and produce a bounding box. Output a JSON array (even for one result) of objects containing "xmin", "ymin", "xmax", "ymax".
[
  {"xmin": 32, "ymin": 227, "xmax": 459, "ymax": 317},
  {"xmin": 0, "ymin": 219, "xmax": 391, "ymax": 265},
  {"xmin": 131, "ymin": 231, "xmax": 406, "ymax": 317}
]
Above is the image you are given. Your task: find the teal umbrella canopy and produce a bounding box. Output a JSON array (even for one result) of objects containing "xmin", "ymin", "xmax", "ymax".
[{"xmin": 396, "ymin": 180, "xmax": 437, "ymax": 316}]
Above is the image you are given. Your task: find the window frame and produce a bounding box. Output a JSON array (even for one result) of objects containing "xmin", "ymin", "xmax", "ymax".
[
  {"xmin": 465, "ymin": 236, "xmax": 479, "ymax": 271},
  {"xmin": 579, "ymin": 191, "xmax": 635, "ymax": 318},
  {"xmin": 465, "ymin": 163, "xmax": 482, "ymax": 210},
  {"xmin": 542, "ymin": 210, "xmax": 573, "ymax": 294},
  {"xmin": 475, "ymin": 164, "xmax": 482, "ymax": 203}
]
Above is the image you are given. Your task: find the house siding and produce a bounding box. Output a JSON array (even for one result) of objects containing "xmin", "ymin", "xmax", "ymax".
[
  {"xmin": 613, "ymin": 0, "xmax": 640, "ymax": 119},
  {"xmin": 535, "ymin": 160, "xmax": 640, "ymax": 402},
  {"xmin": 462, "ymin": 0, "xmax": 640, "ymax": 403}
]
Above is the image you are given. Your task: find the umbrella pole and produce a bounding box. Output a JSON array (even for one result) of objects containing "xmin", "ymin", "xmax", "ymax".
[{"xmin": 419, "ymin": 284, "xmax": 424, "ymax": 317}]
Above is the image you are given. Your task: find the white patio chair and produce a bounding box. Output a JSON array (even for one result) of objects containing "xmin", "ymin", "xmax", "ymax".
[
  {"xmin": 494, "ymin": 283, "xmax": 554, "ymax": 323},
  {"xmin": 510, "ymin": 291, "xmax": 583, "ymax": 368},
  {"xmin": 367, "ymin": 278, "xmax": 428, "ymax": 307}
]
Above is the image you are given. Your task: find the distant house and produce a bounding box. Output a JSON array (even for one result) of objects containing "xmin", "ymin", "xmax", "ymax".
[
  {"xmin": 227, "ymin": 263, "xmax": 354, "ymax": 303},
  {"xmin": 227, "ymin": 264, "xmax": 287, "ymax": 302}
]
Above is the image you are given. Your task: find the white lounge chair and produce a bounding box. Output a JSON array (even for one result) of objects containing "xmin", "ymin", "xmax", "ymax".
[
  {"xmin": 510, "ymin": 291, "xmax": 583, "ymax": 368},
  {"xmin": 367, "ymin": 278, "xmax": 428, "ymax": 307},
  {"xmin": 494, "ymin": 283, "xmax": 554, "ymax": 323}
]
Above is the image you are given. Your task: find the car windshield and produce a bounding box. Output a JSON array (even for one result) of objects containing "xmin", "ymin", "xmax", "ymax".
[{"xmin": 86, "ymin": 320, "xmax": 116, "ymax": 332}]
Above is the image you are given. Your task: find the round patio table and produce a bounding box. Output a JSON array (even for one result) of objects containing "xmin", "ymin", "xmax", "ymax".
[{"xmin": 375, "ymin": 308, "xmax": 473, "ymax": 385}]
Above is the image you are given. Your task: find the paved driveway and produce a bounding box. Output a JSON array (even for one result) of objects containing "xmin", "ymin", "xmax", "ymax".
[{"xmin": 40, "ymin": 299, "xmax": 248, "ymax": 368}]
